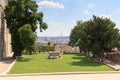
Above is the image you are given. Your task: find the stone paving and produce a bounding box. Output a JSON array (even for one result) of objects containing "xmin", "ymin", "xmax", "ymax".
[
  {"xmin": 0, "ymin": 59, "xmax": 14, "ymax": 75},
  {"xmin": 103, "ymin": 59, "xmax": 120, "ymax": 71},
  {"xmin": 0, "ymin": 72, "xmax": 120, "ymax": 80}
]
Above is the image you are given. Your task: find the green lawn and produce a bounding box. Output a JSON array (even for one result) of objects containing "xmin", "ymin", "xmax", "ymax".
[{"xmin": 9, "ymin": 53, "xmax": 114, "ymax": 74}]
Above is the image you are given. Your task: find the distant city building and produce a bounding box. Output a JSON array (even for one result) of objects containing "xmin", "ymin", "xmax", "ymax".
[
  {"xmin": 0, "ymin": 0, "xmax": 12, "ymax": 60},
  {"xmin": 36, "ymin": 36, "xmax": 69, "ymax": 46},
  {"xmin": 36, "ymin": 36, "xmax": 80, "ymax": 53},
  {"xmin": 36, "ymin": 40, "xmax": 48, "ymax": 46}
]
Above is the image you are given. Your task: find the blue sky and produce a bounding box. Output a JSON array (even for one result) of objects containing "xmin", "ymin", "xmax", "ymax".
[{"xmin": 36, "ymin": 0, "xmax": 120, "ymax": 36}]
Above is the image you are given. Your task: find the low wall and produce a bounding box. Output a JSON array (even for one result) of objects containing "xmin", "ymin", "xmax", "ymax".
[{"xmin": 108, "ymin": 53, "xmax": 120, "ymax": 64}]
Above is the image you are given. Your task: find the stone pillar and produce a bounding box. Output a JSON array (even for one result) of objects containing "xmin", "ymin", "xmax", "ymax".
[
  {"xmin": 0, "ymin": 6, "xmax": 4, "ymax": 60},
  {"xmin": 0, "ymin": 0, "xmax": 11, "ymax": 60},
  {"xmin": 4, "ymin": 22, "xmax": 12, "ymax": 58},
  {"xmin": 0, "ymin": 7, "xmax": 2, "ymax": 60}
]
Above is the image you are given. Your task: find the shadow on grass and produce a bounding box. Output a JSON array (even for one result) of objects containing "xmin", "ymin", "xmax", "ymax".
[
  {"xmin": 70, "ymin": 54, "xmax": 104, "ymax": 67},
  {"xmin": 17, "ymin": 57, "xmax": 33, "ymax": 62}
]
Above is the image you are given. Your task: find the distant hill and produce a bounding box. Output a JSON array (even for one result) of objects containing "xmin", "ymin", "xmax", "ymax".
[{"xmin": 37, "ymin": 36, "xmax": 69, "ymax": 42}]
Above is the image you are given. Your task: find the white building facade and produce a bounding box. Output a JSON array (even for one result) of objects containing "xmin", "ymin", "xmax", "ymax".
[{"xmin": 0, "ymin": 0, "xmax": 12, "ymax": 60}]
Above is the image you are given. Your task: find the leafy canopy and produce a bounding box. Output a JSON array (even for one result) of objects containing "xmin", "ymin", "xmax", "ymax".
[
  {"xmin": 69, "ymin": 16, "xmax": 120, "ymax": 57},
  {"xmin": 4, "ymin": 0, "xmax": 48, "ymax": 58}
]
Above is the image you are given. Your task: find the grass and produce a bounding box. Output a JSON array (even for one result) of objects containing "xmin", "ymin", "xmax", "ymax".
[{"xmin": 9, "ymin": 53, "xmax": 114, "ymax": 74}]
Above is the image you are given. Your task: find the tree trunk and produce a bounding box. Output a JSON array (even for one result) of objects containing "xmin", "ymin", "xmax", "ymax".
[
  {"xmin": 12, "ymin": 52, "xmax": 16, "ymax": 59},
  {"xmin": 79, "ymin": 46, "xmax": 81, "ymax": 53},
  {"xmin": 0, "ymin": 16, "xmax": 5, "ymax": 60},
  {"xmin": 92, "ymin": 54, "xmax": 96, "ymax": 58},
  {"xmin": 12, "ymin": 52, "xmax": 21, "ymax": 59}
]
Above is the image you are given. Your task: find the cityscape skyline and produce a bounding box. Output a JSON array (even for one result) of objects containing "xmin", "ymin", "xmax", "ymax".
[{"xmin": 36, "ymin": 0, "xmax": 120, "ymax": 36}]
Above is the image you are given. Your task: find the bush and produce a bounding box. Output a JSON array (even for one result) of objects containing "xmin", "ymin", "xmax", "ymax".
[{"xmin": 38, "ymin": 45, "xmax": 54, "ymax": 52}]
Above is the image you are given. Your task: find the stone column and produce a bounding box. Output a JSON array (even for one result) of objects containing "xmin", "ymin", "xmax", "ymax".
[
  {"xmin": 0, "ymin": 7, "xmax": 2, "ymax": 60},
  {"xmin": 0, "ymin": 0, "xmax": 9, "ymax": 60},
  {"xmin": 0, "ymin": 0, "xmax": 12, "ymax": 60},
  {"xmin": 0, "ymin": 6, "xmax": 4, "ymax": 60}
]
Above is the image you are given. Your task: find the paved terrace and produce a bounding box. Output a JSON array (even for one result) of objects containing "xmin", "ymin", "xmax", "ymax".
[
  {"xmin": 0, "ymin": 72, "xmax": 120, "ymax": 80},
  {"xmin": 0, "ymin": 59, "xmax": 14, "ymax": 75}
]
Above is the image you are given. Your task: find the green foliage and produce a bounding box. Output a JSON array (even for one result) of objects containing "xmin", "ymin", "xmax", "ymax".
[
  {"xmin": 38, "ymin": 45, "xmax": 54, "ymax": 52},
  {"xmin": 22, "ymin": 44, "xmax": 39, "ymax": 55},
  {"xmin": 69, "ymin": 21, "xmax": 83, "ymax": 46},
  {"xmin": 47, "ymin": 42, "xmax": 51, "ymax": 46},
  {"xmin": 19, "ymin": 24, "xmax": 36, "ymax": 48},
  {"xmin": 69, "ymin": 15, "xmax": 120, "ymax": 57},
  {"xmin": 4, "ymin": 0, "xmax": 48, "ymax": 58}
]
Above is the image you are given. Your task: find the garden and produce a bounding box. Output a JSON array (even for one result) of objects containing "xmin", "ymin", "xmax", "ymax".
[{"xmin": 9, "ymin": 53, "xmax": 114, "ymax": 74}]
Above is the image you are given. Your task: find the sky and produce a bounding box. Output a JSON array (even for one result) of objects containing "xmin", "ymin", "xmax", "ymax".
[{"xmin": 35, "ymin": 0, "xmax": 120, "ymax": 37}]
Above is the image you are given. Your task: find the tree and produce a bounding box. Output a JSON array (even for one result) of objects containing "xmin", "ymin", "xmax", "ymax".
[
  {"xmin": 69, "ymin": 15, "xmax": 120, "ymax": 58},
  {"xmin": 69, "ymin": 20, "xmax": 92, "ymax": 54},
  {"xmin": 47, "ymin": 42, "xmax": 51, "ymax": 46},
  {"xmin": 69, "ymin": 20, "xmax": 85, "ymax": 52},
  {"xmin": 4, "ymin": 0, "xmax": 48, "ymax": 58},
  {"xmin": 87, "ymin": 16, "xmax": 120, "ymax": 57},
  {"xmin": 19, "ymin": 24, "xmax": 36, "ymax": 54}
]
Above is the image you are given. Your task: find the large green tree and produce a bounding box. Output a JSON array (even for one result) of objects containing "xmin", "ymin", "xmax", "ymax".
[
  {"xmin": 69, "ymin": 16, "xmax": 120, "ymax": 57},
  {"xmin": 4, "ymin": 0, "xmax": 48, "ymax": 58},
  {"xmin": 69, "ymin": 21, "xmax": 85, "ymax": 52}
]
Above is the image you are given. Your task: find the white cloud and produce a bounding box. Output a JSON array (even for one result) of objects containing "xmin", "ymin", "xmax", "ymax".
[
  {"xmin": 116, "ymin": 23, "xmax": 120, "ymax": 29},
  {"xmin": 83, "ymin": 3, "xmax": 95, "ymax": 16},
  {"xmin": 88, "ymin": 3, "xmax": 95, "ymax": 8},
  {"xmin": 37, "ymin": 0, "xmax": 64, "ymax": 9},
  {"xmin": 83, "ymin": 10, "xmax": 90, "ymax": 15},
  {"xmin": 100, "ymin": 14, "xmax": 112, "ymax": 18}
]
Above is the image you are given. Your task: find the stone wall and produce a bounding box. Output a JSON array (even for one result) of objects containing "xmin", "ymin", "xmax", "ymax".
[
  {"xmin": 0, "ymin": 0, "xmax": 12, "ymax": 60},
  {"xmin": 108, "ymin": 53, "xmax": 120, "ymax": 64},
  {"xmin": 0, "ymin": 0, "xmax": 7, "ymax": 9},
  {"xmin": 113, "ymin": 54, "xmax": 120, "ymax": 64}
]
